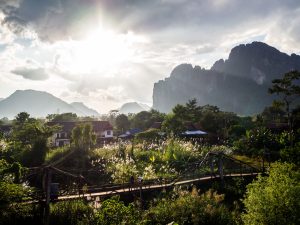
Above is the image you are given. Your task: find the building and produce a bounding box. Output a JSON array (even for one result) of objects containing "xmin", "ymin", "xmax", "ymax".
[
  {"xmin": 48, "ymin": 121, "xmax": 113, "ymax": 147},
  {"xmin": 118, "ymin": 128, "xmax": 142, "ymax": 139}
]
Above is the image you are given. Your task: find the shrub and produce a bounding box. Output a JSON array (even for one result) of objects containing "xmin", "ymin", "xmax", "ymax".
[
  {"xmin": 50, "ymin": 200, "xmax": 94, "ymax": 225},
  {"xmin": 242, "ymin": 162, "xmax": 300, "ymax": 225},
  {"xmin": 142, "ymin": 188, "xmax": 237, "ymax": 225},
  {"xmin": 95, "ymin": 196, "xmax": 140, "ymax": 225}
]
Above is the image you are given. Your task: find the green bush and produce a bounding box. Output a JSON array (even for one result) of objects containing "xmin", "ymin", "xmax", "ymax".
[
  {"xmin": 135, "ymin": 129, "xmax": 161, "ymax": 142},
  {"xmin": 50, "ymin": 200, "xmax": 94, "ymax": 225},
  {"xmin": 95, "ymin": 196, "xmax": 140, "ymax": 225},
  {"xmin": 45, "ymin": 146, "xmax": 71, "ymax": 163},
  {"xmin": 142, "ymin": 188, "xmax": 237, "ymax": 225},
  {"xmin": 0, "ymin": 203, "xmax": 41, "ymax": 225},
  {"xmin": 280, "ymin": 142, "xmax": 300, "ymax": 165},
  {"xmin": 242, "ymin": 162, "xmax": 300, "ymax": 225}
]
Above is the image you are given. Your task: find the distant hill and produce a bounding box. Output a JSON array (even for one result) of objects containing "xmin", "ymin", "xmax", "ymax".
[
  {"xmin": 0, "ymin": 90, "xmax": 99, "ymax": 119},
  {"xmin": 153, "ymin": 42, "xmax": 300, "ymax": 115},
  {"xmin": 0, "ymin": 98, "xmax": 3, "ymax": 102},
  {"xmin": 119, "ymin": 102, "xmax": 151, "ymax": 114},
  {"xmin": 70, "ymin": 102, "xmax": 99, "ymax": 117}
]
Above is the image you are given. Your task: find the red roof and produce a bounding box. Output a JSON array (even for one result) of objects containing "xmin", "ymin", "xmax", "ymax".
[{"xmin": 91, "ymin": 121, "xmax": 113, "ymax": 132}]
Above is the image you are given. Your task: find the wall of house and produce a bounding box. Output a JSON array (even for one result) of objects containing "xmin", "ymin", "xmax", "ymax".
[
  {"xmin": 50, "ymin": 132, "xmax": 71, "ymax": 147},
  {"xmin": 55, "ymin": 139, "xmax": 70, "ymax": 147},
  {"xmin": 101, "ymin": 130, "xmax": 113, "ymax": 138}
]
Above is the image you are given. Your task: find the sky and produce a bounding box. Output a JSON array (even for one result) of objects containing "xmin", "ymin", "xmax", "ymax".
[{"xmin": 0, "ymin": 0, "xmax": 300, "ymax": 113}]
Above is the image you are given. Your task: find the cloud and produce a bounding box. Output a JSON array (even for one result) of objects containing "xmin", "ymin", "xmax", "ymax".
[
  {"xmin": 0, "ymin": 0, "xmax": 298, "ymax": 44},
  {"xmin": 1, "ymin": 0, "xmax": 101, "ymax": 42},
  {"xmin": 11, "ymin": 67, "xmax": 49, "ymax": 80},
  {"xmin": 195, "ymin": 45, "xmax": 216, "ymax": 54},
  {"xmin": 1, "ymin": 0, "xmax": 300, "ymax": 113}
]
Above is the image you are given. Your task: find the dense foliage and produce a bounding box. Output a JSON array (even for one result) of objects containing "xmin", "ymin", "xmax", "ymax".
[{"xmin": 242, "ymin": 162, "xmax": 300, "ymax": 225}]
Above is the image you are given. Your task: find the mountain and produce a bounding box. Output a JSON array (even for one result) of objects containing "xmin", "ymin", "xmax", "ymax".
[
  {"xmin": 119, "ymin": 102, "xmax": 151, "ymax": 114},
  {"xmin": 153, "ymin": 42, "xmax": 300, "ymax": 115},
  {"xmin": 70, "ymin": 102, "xmax": 99, "ymax": 116},
  {"xmin": 211, "ymin": 42, "xmax": 300, "ymax": 84},
  {"xmin": 0, "ymin": 90, "xmax": 99, "ymax": 119},
  {"xmin": 0, "ymin": 98, "xmax": 3, "ymax": 102}
]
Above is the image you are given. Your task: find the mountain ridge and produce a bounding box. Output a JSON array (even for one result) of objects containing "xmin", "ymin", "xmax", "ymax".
[
  {"xmin": 153, "ymin": 42, "xmax": 300, "ymax": 115},
  {"xmin": 119, "ymin": 102, "xmax": 151, "ymax": 114},
  {"xmin": 70, "ymin": 102, "xmax": 99, "ymax": 117},
  {"xmin": 0, "ymin": 90, "xmax": 99, "ymax": 119}
]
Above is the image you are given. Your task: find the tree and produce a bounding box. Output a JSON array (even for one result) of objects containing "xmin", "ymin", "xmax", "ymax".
[
  {"xmin": 14, "ymin": 112, "xmax": 31, "ymax": 125},
  {"xmin": 185, "ymin": 98, "xmax": 202, "ymax": 122},
  {"xmin": 115, "ymin": 114, "xmax": 130, "ymax": 133},
  {"xmin": 0, "ymin": 159, "xmax": 34, "ymax": 224},
  {"xmin": 7, "ymin": 113, "xmax": 58, "ymax": 166},
  {"xmin": 269, "ymin": 70, "xmax": 300, "ymax": 132},
  {"xmin": 234, "ymin": 127, "xmax": 280, "ymax": 157},
  {"xmin": 130, "ymin": 111, "xmax": 152, "ymax": 130},
  {"xmin": 280, "ymin": 141, "xmax": 300, "ymax": 166},
  {"xmin": 47, "ymin": 113, "xmax": 78, "ymax": 122},
  {"xmin": 261, "ymin": 104, "xmax": 285, "ymax": 124},
  {"xmin": 200, "ymin": 105, "xmax": 232, "ymax": 136},
  {"xmin": 71, "ymin": 123, "xmax": 96, "ymax": 172},
  {"xmin": 162, "ymin": 99, "xmax": 202, "ymax": 135},
  {"xmin": 162, "ymin": 113, "xmax": 186, "ymax": 135},
  {"xmin": 149, "ymin": 109, "xmax": 166, "ymax": 123},
  {"xmin": 72, "ymin": 125, "xmax": 83, "ymax": 149},
  {"xmin": 242, "ymin": 162, "xmax": 300, "ymax": 225},
  {"xmin": 71, "ymin": 123, "xmax": 96, "ymax": 151}
]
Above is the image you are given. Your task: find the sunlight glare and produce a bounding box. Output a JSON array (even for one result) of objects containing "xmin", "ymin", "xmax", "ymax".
[{"xmin": 70, "ymin": 26, "xmax": 147, "ymax": 74}]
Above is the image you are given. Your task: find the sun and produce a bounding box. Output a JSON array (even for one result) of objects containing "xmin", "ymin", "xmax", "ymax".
[{"xmin": 68, "ymin": 26, "xmax": 146, "ymax": 73}]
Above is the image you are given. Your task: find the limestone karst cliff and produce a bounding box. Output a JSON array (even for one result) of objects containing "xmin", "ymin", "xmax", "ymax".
[{"xmin": 153, "ymin": 42, "xmax": 300, "ymax": 115}]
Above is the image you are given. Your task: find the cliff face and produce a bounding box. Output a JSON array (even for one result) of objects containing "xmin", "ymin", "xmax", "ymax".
[
  {"xmin": 211, "ymin": 42, "xmax": 300, "ymax": 84},
  {"xmin": 153, "ymin": 42, "xmax": 300, "ymax": 115}
]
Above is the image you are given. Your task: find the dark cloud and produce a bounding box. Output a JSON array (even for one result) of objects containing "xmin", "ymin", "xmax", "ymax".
[
  {"xmin": 11, "ymin": 67, "xmax": 49, "ymax": 80},
  {"xmin": 1, "ymin": 0, "xmax": 299, "ymax": 43},
  {"xmin": 1, "ymin": 0, "xmax": 101, "ymax": 41}
]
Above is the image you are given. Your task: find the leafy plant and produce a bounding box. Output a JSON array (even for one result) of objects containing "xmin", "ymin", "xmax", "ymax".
[
  {"xmin": 95, "ymin": 196, "xmax": 140, "ymax": 225},
  {"xmin": 242, "ymin": 162, "xmax": 300, "ymax": 225},
  {"xmin": 50, "ymin": 200, "xmax": 94, "ymax": 225}
]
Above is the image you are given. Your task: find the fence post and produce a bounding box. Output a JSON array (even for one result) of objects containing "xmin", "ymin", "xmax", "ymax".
[
  {"xmin": 210, "ymin": 156, "xmax": 214, "ymax": 179},
  {"xmin": 139, "ymin": 182, "xmax": 143, "ymax": 209},
  {"xmin": 218, "ymin": 154, "xmax": 224, "ymax": 187},
  {"xmin": 43, "ymin": 167, "xmax": 52, "ymax": 225},
  {"xmin": 240, "ymin": 164, "xmax": 242, "ymax": 176}
]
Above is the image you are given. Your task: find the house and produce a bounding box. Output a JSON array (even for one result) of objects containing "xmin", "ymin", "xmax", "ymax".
[
  {"xmin": 118, "ymin": 128, "xmax": 142, "ymax": 139},
  {"xmin": 181, "ymin": 122, "xmax": 207, "ymax": 137},
  {"xmin": 48, "ymin": 121, "xmax": 113, "ymax": 147}
]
